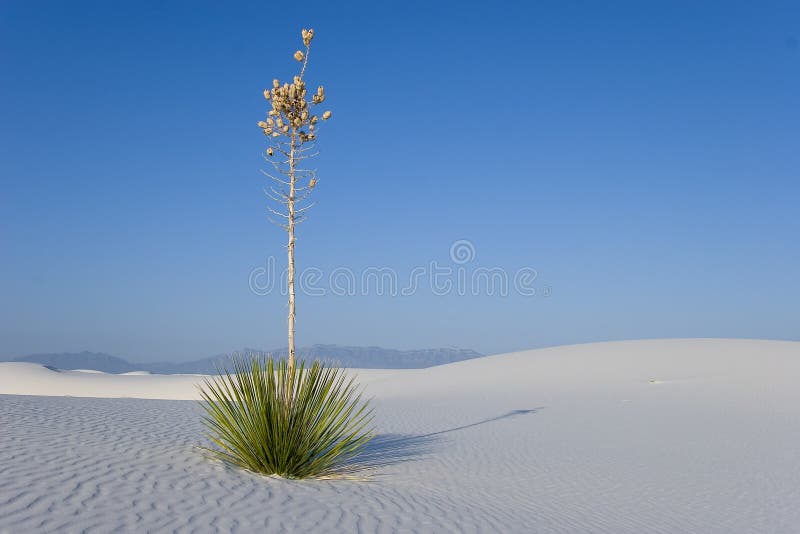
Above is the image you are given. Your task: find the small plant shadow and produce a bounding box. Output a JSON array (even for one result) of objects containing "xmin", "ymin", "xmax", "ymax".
[
  {"xmin": 352, "ymin": 433, "xmax": 439, "ymax": 470},
  {"xmin": 350, "ymin": 407, "xmax": 543, "ymax": 473}
]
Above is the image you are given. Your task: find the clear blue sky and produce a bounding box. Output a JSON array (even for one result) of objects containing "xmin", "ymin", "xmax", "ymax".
[{"xmin": 1, "ymin": 1, "xmax": 798, "ymax": 361}]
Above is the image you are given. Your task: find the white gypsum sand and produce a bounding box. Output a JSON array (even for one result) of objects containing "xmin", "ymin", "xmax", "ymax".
[
  {"xmin": 0, "ymin": 362, "xmax": 400, "ymax": 400},
  {"xmin": 1, "ymin": 338, "xmax": 799, "ymax": 533}
]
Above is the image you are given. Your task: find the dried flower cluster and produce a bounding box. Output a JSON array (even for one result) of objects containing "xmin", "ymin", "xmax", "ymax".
[{"xmin": 258, "ymin": 28, "xmax": 331, "ymax": 149}]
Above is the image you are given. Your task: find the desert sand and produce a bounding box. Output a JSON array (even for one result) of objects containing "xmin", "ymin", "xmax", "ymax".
[{"xmin": 1, "ymin": 338, "xmax": 799, "ymax": 533}]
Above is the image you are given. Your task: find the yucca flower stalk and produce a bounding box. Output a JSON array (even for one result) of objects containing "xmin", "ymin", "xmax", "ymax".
[{"xmin": 258, "ymin": 28, "xmax": 332, "ymax": 380}]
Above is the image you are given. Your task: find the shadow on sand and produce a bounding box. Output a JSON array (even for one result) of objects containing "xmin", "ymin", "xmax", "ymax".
[{"xmin": 352, "ymin": 408, "xmax": 543, "ymax": 471}]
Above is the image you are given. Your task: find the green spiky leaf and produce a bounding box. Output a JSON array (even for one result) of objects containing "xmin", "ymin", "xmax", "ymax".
[{"xmin": 198, "ymin": 355, "xmax": 374, "ymax": 479}]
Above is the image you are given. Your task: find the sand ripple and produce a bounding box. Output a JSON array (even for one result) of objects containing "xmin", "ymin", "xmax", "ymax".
[{"xmin": 2, "ymin": 339, "xmax": 799, "ymax": 533}]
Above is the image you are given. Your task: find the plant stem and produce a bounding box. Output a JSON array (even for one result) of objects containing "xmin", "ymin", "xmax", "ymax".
[{"xmin": 287, "ymin": 129, "xmax": 297, "ymax": 381}]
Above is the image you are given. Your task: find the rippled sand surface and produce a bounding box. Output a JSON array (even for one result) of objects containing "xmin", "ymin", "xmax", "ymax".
[{"xmin": 1, "ymin": 339, "xmax": 799, "ymax": 533}]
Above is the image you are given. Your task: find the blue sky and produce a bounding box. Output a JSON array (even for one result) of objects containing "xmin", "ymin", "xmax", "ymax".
[{"xmin": 1, "ymin": 1, "xmax": 798, "ymax": 361}]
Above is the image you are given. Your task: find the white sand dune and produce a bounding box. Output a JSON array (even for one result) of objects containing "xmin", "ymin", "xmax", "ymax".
[
  {"xmin": 0, "ymin": 362, "xmax": 401, "ymax": 400},
  {"xmin": 1, "ymin": 338, "xmax": 799, "ymax": 533}
]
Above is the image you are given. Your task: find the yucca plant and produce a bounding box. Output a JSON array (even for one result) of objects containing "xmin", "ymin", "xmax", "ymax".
[
  {"xmin": 198, "ymin": 355, "xmax": 374, "ymax": 479},
  {"xmin": 198, "ymin": 28, "xmax": 371, "ymax": 480}
]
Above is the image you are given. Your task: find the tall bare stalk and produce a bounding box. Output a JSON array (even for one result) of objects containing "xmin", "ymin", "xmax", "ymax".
[{"xmin": 258, "ymin": 28, "xmax": 331, "ymax": 382}]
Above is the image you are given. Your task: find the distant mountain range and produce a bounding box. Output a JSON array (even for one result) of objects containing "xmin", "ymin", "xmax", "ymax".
[{"xmin": 0, "ymin": 345, "xmax": 483, "ymax": 374}]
